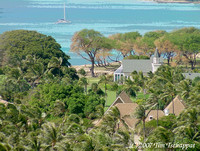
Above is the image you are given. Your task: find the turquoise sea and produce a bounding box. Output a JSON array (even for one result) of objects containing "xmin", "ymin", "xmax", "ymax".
[{"xmin": 1, "ymin": 0, "xmax": 200, "ymax": 65}]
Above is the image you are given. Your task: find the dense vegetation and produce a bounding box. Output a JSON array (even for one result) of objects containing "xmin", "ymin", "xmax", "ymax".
[
  {"xmin": 71, "ymin": 27, "xmax": 200, "ymax": 77},
  {"xmin": 0, "ymin": 29, "xmax": 200, "ymax": 150}
]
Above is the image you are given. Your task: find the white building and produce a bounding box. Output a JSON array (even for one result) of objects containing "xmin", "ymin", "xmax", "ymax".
[{"xmin": 114, "ymin": 49, "xmax": 164, "ymax": 82}]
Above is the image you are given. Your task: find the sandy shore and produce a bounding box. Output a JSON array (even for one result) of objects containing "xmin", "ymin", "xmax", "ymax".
[{"xmin": 72, "ymin": 62, "xmax": 120, "ymax": 77}]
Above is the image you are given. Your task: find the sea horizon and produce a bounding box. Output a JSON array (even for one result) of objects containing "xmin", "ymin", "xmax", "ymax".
[{"xmin": 1, "ymin": 0, "xmax": 200, "ymax": 65}]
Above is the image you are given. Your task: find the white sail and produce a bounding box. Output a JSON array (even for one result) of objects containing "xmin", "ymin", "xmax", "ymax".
[
  {"xmin": 56, "ymin": 2, "xmax": 71, "ymax": 24},
  {"xmin": 64, "ymin": 2, "xmax": 66, "ymax": 20}
]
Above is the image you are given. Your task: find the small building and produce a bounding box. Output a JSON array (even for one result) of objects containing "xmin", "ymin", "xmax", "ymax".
[
  {"xmin": 115, "ymin": 103, "xmax": 138, "ymax": 129},
  {"xmin": 146, "ymin": 110, "xmax": 165, "ymax": 122},
  {"xmin": 164, "ymin": 95, "xmax": 186, "ymax": 116},
  {"xmin": 114, "ymin": 49, "xmax": 164, "ymax": 82},
  {"xmin": 105, "ymin": 91, "xmax": 133, "ymax": 114}
]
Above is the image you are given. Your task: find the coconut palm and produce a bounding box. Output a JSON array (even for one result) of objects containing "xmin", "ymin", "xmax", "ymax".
[
  {"xmin": 146, "ymin": 126, "xmax": 173, "ymax": 146},
  {"xmin": 177, "ymin": 79, "xmax": 192, "ymax": 100},
  {"xmin": 78, "ymin": 77, "xmax": 88, "ymax": 94},
  {"xmin": 131, "ymin": 71, "xmax": 147, "ymax": 92},
  {"xmin": 98, "ymin": 74, "xmax": 112, "ymax": 105},
  {"xmin": 134, "ymin": 105, "xmax": 155, "ymax": 141},
  {"xmin": 173, "ymin": 107, "xmax": 200, "ymax": 149},
  {"xmin": 147, "ymin": 87, "xmax": 162, "ymax": 127},
  {"xmin": 39, "ymin": 122, "xmax": 62, "ymax": 149},
  {"xmin": 188, "ymin": 82, "xmax": 200, "ymax": 106},
  {"xmin": 21, "ymin": 132, "xmax": 41, "ymax": 151},
  {"xmin": 70, "ymin": 134, "xmax": 94, "ymax": 151},
  {"xmin": 122, "ymin": 79, "xmax": 140, "ymax": 97},
  {"xmin": 100, "ymin": 106, "xmax": 128, "ymax": 135}
]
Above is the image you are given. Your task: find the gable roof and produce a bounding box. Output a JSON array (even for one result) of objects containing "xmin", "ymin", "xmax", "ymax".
[
  {"xmin": 105, "ymin": 91, "xmax": 133, "ymax": 114},
  {"xmin": 164, "ymin": 95, "xmax": 186, "ymax": 116},
  {"xmin": 122, "ymin": 59, "xmax": 152, "ymax": 74},
  {"xmin": 118, "ymin": 91, "xmax": 133, "ymax": 103},
  {"xmin": 145, "ymin": 110, "xmax": 165, "ymax": 122},
  {"xmin": 115, "ymin": 103, "xmax": 138, "ymax": 129},
  {"xmin": 114, "ymin": 65, "xmax": 123, "ymax": 74}
]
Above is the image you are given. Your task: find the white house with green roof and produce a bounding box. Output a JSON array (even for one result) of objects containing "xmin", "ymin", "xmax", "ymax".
[{"xmin": 114, "ymin": 49, "xmax": 163, "ymax": 82}]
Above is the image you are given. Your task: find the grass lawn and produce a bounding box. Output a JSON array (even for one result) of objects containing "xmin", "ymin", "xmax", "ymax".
[
  {"xmin": 104, "ymin": 90, "xmax": 116, "ymax": 111},
  {"xmin": 132, "ymin": 92, "xmax": 150, "ymax": 102},
  {"xmin": 87, "ymin": 77, "xmax": 100, "ymax": 85},
  {"xmin": 87, "ymin": 77, "xmax": 150, "ymax": 111},
  {"xmin": 87, "ymin": 76, "xmax": 117, "ymax": 111}
]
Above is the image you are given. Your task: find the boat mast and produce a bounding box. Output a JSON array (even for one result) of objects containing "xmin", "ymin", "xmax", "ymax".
[{"xmin": 64, "ymin": 2, "xmax": 66, "ymax": 20}]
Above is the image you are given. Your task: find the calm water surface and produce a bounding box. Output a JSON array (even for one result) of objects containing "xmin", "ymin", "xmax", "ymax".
[{"xmin": 1, "ymin": 0, "xmax": 200, "ymax": 65}]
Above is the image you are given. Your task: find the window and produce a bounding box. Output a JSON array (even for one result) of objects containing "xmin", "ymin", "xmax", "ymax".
[{"xmin": 164, "ymin": 109, "xmax": 169, "ymax": 116}]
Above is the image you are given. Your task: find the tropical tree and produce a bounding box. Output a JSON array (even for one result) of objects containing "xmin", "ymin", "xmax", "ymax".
[
  {"xmin": 173, "ymin": 107, "xmax": 200, "ymax": 150},
  {"xmin": 109, "ymin": 32, "xmax": 141, "ymax": 57},
  {"xmin": 146, "ymin": 126, "xmax": 173, "ymax": 148},
  {"xmin": 177, "ymin": 79, "xmax": 192, "ymax": 100},
  {"xmin": 70, "ymin": 29, "xmax": 112, "ymax": 77},
  {"xmin": 98, "ymin": 74, "xmax": 113, "ymax": 105},
  {"xmin": 132, "ymin": 105, "xmax": 158, "ymax": 142},
  {"xmin": 0, "ymin": 30, "xmax": 70, "ymax": 68},
  {"xmin": 39, "ymin": 122, "xmax": 62, "ymax": 149},
  {"xmin": 168, "ymin": 27, "xmax": 200, "ymax": 69},
  {"xmin": 147, "ymin": 87, "xmax": 162, "ymax": 127},
  {"xmin": 99, "ymin": 106, "xmax": 128, "ymax": 135},
  {"xmin": 122, "ymin": 79, "xmax": 140, "ymax": 97},
  {"xmin": 78, "ymin": 77, "xmax": 88, "ymax": 94},
  {"xmin": 134, "ymin": 30, "xmax": 166, "ymax": 57},
  {"xmin": 78, "ymin": 68, "xmax": 86, "ymax": 77},
  {"xmin": 134, "ymin": 105, "xmax": 152, "ymax": 141},
  {"xmin": 155, "ymin": 37, "xmax": 178, "ymax": 65}
]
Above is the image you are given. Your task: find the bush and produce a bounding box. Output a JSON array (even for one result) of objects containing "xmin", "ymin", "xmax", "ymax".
[{"xmin": 124, "ymin": 55, "xmax": 150, "ymax": 60}]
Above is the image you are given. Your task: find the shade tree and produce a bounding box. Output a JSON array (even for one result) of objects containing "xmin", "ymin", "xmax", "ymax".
[
  {"xmin": 71, "ymin": 29, "xmax": 112, "ymax": 77},
  {"xmin": 168, "ymin": 27, "xmax": 200, "ymax": 69}
]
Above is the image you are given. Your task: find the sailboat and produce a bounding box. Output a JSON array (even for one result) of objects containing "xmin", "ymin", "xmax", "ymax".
[{"xmin": 56, "ymin": 2, "xmax": 71, "ymax": 24}]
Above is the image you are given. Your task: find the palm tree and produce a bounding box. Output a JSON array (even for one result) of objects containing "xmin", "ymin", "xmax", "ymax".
[
  {"xmin": 122, "ymin": 79, "xmax": 140, "ymax": 97},
  {"xmin": 131, "ymin": 71, "xmax": 147, "ymax": 92},
  {"xmin": 47, "ymin": 57, "xmax": 63, "ymax": 77},
  {"xmin": 100, "ymin": 106, "xmax": 128, "ymax": 135},
  {"xmin": 188, "ymin": 82, "xmax": 200, "ymax": 106},
  {"xmin": 39, "ymin": 122, "xmax": 62, "ymax": 149},
  {"xmin": 22, "ymin": 132, "xmax": 41, "ymax": 151},
  {"xmin": 173, "ymin": 107, "xmax": 200, "ymax": 148},
  {"xmin": 98, "ymin": 74, "xmax": 112, "ymax": 106},
  {"xmin": 70, "ymin": 134, "xmax": 94, "ymax": 151},
  {"xmin": 134, "ymin": 105, "xmax": 154, "ymax": 141},
  {"xmin": 78, "ymin": 77, "xmax": 88, "ymax": 94},
  {"xmin": 148, "ymin": 87, "xmax": 162, "ymax": 127},
  {"xmin": 177, "ymin": 79, "xmax": 192, "ymax": 100},
  {"xmin": 146, "ymin": 126, "xmax": 173, "ymax": 147},
  {"xmin": 22, "ymin": 55, "xmax": 46, "ymax": 87}
]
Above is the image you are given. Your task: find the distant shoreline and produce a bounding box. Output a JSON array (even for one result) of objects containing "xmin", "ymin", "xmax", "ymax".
[{"xmin": 143, "ymin": 0, "xmax": 200, "ymax": 4}]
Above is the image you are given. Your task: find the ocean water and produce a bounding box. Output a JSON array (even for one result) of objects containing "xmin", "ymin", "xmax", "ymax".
[{"xmin": 1, "ymin": 0, "xmax": 200, "ymax": 65}]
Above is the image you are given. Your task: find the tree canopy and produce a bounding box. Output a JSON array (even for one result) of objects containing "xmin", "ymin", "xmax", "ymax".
[{"xmin": 0, "ymin": 30, "xmax": 70, "ymax": 68}]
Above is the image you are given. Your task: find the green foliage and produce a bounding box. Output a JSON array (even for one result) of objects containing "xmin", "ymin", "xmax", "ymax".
[
  {"xmin": 78, "ymin": 68, "xmax": 86, "ymax": 76},
  {"xmin": 84, "ymin": 95, "xmax": 105, "ymax": 118},
  {"xmin": 0, "ymin": 30, "xmax": 70, "ymax": 67},
  {"xmin": 28, "ymin": 82, "xmax": 105, "ymax": 118},
  {"xmin": 124, "ymin": 55, "xmax": 150, "ymax": 60},
  {"xmin": 88, "ymin": 83, "xmax": 105, "ymax": 96}
]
